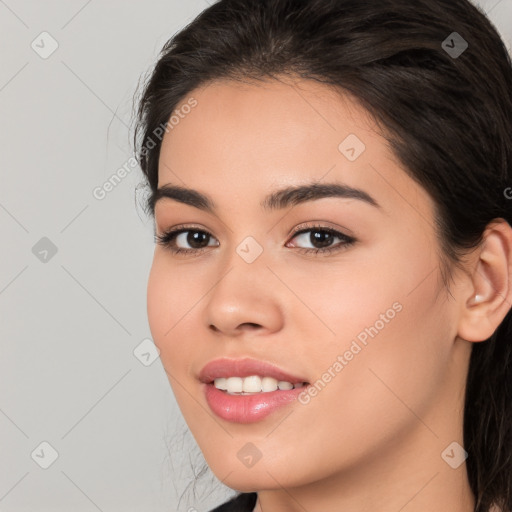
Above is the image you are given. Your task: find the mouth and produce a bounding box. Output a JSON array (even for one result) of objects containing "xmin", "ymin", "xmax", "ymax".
[
  {"xmin": 209, "ymin": 376, "xmax": 309, "ymax": 395},
  {"xmin": 198, "ymin": 356, "xmax": 310, "ymax": 390},
  {"xmin": 199, "ymin": 357, "xmax": 311, "ymax": 422}
]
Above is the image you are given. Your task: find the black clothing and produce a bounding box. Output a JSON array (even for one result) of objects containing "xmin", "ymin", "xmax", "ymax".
[{"xmin": 209, "ymin": 492, "xmax": 258, "ymax": 512}]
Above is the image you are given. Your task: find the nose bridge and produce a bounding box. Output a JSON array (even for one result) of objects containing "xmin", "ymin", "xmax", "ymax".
[
  {"xmin": 234, "ymin": 234, "xmax": 266, "ymax": 266},
  {"xmin": 215, "ymin": 232, "xmax": 269, "ymax": 301},
  {"xmin": 202, "ymin": 232, "xmax": 283, "ymax": 334}
]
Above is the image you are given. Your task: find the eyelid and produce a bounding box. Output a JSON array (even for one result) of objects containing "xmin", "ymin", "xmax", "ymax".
[
  {"xmin": 155, "ymin": 221, "xmax": 357, "ymax": 257},
  {"xmin": 155, "ymin": 221, "xmax": 352, "ymax": 243},
  {"xmin": 155, "ymin": 216, "xmax": 354, "ymax": 238},
  {"xmin": 288, "ymin": 220, "xmax": 355, "ymax": 238}
]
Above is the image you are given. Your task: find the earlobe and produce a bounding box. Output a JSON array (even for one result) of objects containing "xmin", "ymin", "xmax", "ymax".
[{"xmin": 457, "ymin": 219, "xmax": 512, "ymax": 343}]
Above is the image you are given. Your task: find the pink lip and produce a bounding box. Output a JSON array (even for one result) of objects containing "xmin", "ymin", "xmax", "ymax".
[
  {"xmin": 203, "ymin": 383, "xmax": 306, "ymax": 423},
  {"xmin": 199, "ymin": 357, "xmax": 309, "ymax": 424},
  {"xmin": 198, "ymin": 357, "xmax": 307, "ymax": 384}
]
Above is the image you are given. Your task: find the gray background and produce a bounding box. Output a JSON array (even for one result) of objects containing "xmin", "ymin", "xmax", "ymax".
[{"xmin": 1, "ymin": 1, "xmax": 511, "ymax": 511}]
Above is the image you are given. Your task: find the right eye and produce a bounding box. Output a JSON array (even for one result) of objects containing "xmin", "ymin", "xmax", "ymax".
[{"xmin": 155, "ymin": 226, "xmax": 219, "ymax": 255}]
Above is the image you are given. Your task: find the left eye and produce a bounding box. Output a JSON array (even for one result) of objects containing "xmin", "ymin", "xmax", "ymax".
[
  {"xmin": 155, "ymin": 225, "xmax": 356, "ymax": 255},
  {"xmin": 287, "ymin": 226, "xmax": 356, "ymax": 254}
]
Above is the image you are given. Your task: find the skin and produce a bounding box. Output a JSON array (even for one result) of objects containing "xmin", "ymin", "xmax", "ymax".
[{"xmin": 146, "ymin": 76, "xmax": 512, "ymax": 512}]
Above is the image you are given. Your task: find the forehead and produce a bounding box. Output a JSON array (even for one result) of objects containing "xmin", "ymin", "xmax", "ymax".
[
  {"xmin": 156, "ymin": 77, "xmax": 435, "ymax": 224},
  {"xmin": 160, "ymin": 77, "xmax": 375, "ymax": 162}
]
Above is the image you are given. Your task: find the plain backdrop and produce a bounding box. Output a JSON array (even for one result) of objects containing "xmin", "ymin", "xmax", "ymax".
[{"xmin": 1, "ymin": 1, "xmax": 511, "ymax": 511}]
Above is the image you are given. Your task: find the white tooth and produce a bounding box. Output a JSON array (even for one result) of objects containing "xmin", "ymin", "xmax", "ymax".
[
  {"xmin": 261, "ymin": 376, "xmax": 279, "ymax": 392},
  {"xmin": 242, "ymin": 375, "xmax": 262, "ymax": 392},
  {"xmin": 215, "ymin": 376, "xmax": 299, "ymax": 393},
  {"xmin": 226, "ymin": 376, "xmax": 243, "ymax": 393},
  {"xmin": 214, "ymin": 378, "xmax": 228, "ymax": 390}
]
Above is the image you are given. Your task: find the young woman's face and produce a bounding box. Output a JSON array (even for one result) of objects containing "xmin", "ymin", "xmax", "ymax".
[{"xmin": 147, "ymin": 78, "xmax": 471, "ymax": 491}]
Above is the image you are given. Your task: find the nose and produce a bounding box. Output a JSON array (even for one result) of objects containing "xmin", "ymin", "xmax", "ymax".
[{"xmin": 202, "ymin": 250, "xmax": 285, "ymax": 338}]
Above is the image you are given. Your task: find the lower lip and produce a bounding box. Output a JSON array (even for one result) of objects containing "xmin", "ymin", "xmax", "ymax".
[{"xmin": 203, "ymin": 382, "xmax": 307, "ymax": 423}]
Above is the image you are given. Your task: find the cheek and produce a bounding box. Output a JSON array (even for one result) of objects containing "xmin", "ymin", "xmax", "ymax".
[
  {"xmin": 301, "ymin": 285, "xmax": 450, "ymax": 465},
  {"xmin": 147, "ymin": 256, "xmax": 173, "ymax": 345},
  {"xmin": 146, "ymin": 255, "xmax": 203, "ymax": 370},
  {"xmin": 287, "ymin": 233, "xmax": 447, "ymax": 397},
  {"xmin": 288, "ymin": 241, "xmax": 450, "ymax": 438},
  {"xmin": 277, "ymin": 231, "xmax": 439, "ymax": 365},
  {"xmin": 146, "ymin": 256, "xmax": 208, "ymax": 420}
]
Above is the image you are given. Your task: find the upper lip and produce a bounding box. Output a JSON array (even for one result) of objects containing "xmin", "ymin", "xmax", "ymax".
[{"xmin": 199, "ymin": 357, "xmax": 308, "ymax": 384}]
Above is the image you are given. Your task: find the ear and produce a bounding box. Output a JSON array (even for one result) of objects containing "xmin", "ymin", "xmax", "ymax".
[{"xmin": 457, "ymin": 218, "xmax": 512, "ymax": 343}]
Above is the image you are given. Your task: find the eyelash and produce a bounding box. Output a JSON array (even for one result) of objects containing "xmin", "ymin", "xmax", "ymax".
[{"xmin": 154, "ymin": 223, "xmax": 356, "ymax": 256}]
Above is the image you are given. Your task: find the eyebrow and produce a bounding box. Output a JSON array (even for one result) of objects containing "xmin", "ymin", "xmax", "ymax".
[{"xmin": 150, "ymin": 181, "xmax": 381, "ymax": 214}]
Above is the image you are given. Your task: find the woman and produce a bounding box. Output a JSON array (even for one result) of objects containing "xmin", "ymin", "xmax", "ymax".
[{"xmin": 133, "ymin": 0, "xmax": 512, "ymax": 510}]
